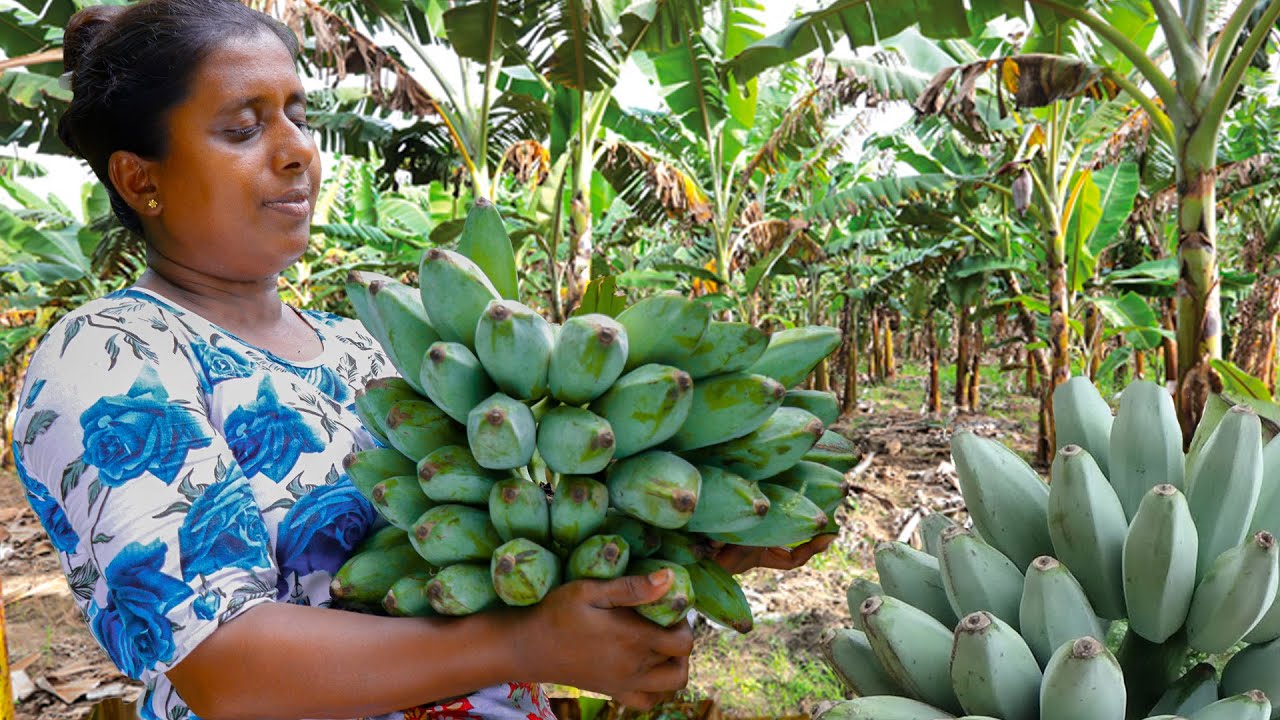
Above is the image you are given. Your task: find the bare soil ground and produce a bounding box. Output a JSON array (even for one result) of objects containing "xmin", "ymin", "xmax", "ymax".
[{"xmin": 1, "ymin": 376, "xmax": 1042, "ymax": 719}]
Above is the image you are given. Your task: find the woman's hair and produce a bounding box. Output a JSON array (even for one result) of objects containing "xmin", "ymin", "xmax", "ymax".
[{"xmin": 58, "ymin": 0, "xmax": 299, "ymax": 234}]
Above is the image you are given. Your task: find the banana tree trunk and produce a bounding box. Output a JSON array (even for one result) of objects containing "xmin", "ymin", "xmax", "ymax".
[
  {"xmin": 884, "ymin": 317, "xmax": 896, "ymax": 382},
  {"xmin": 843, "ymin": 297, "xmax": 860, "ymax": 416},
  {"xmin": 1162, "ymin": 297, "xmax": 1178, "ymax": 385},
  {"xmin": 968, "ymin": 313, "xmax": 983, "ymax": 413},
  {"xmin": 927, "ymin": 316, "xmax": 941, "ymax": 414},
  {"xmin": 1174, "ymin": 134, "xmax": 1223, "ymax": 446},
  {"xmin": 1231, "ymin": 275, "xmax": 1280, "ymax": 394},
  {"xmin": 1026, "ymin": 348, "xmax": 1037, "ymax": 396},
  {"xmin": 955, "ymin": 309, "xmax": 971, "ymax": 410},
  {"xmin": 1086, "ymin": 305, "xmax": 1103, "ymax": 380},
  {"xmin": 870, "ymin": 309, "xmax": 882, "ymax": 382},
  {"xmin": 1134, "ymin": 349, "xmax": 1146, "ymax": 380},
  {"xmin": 1003, "ymin": 272, "xmax": 1052, "ymax": 461}
]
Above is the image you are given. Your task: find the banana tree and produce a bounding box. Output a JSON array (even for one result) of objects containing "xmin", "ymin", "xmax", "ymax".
[{"xmin": 728, "ymin": 0, "xmax": 1280, "ymax": 442}]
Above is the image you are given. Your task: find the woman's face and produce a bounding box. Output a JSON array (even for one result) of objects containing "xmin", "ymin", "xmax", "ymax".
[{"xmin": 149, "ymin": 30, "xmax": 321, "ymax": 282}]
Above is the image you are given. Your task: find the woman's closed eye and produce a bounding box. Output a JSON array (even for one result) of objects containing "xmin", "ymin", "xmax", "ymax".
[{"xmin": 226, "ymin": 124, "xmax": 262, "ymax": 140}]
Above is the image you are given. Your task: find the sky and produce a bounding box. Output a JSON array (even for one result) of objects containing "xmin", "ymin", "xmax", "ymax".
[{"xmin": 3, "ymin": 1, "xmax": 888, "ymax": 214}]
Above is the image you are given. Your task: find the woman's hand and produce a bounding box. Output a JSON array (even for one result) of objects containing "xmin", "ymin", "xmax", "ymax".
[
  {"xmin": 523, "ymin": 569, "xmax": 695, "ymax": 703},
  {"xmin": 706, "ymin": 533, "xmax": 837, "ymax": 575}
]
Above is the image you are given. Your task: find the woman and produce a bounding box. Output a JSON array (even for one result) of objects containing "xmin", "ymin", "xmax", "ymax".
[{"xmin": 11, "ymin": 2, "xmax": 834, "ymax": 719}]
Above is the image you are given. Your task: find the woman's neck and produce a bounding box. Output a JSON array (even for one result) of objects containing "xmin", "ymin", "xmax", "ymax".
[{"xmin": 135, "ymin": 267, "xmax": 286, "ymax": 332}]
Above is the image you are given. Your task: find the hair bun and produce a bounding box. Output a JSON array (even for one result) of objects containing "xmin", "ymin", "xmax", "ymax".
[{"xmin": 62, "ymin": 6, "xmax": 126, "ymax": 74}]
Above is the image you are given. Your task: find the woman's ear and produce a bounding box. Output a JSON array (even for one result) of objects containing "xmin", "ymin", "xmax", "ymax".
[{"xmin": 107, "ymin": 150, "xmax": 162, "ymax": 216}]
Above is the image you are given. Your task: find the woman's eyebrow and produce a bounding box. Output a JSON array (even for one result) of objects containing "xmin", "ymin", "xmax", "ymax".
[{"xmin": 217, "ymin": 90, "xmax": 308, "ymax": 115}]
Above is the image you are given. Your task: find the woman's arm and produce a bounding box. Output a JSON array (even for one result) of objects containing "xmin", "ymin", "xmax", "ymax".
[{"xmin": 168, "ymin": 569, "xmax": 694, "ymax": 720}]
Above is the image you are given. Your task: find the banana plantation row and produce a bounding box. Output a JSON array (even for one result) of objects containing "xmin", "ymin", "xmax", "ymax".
[{"xmin": 4, "ymin": 0, "xmax": 1280, "ymax": 460}]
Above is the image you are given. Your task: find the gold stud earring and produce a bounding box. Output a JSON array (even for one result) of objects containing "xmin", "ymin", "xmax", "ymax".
[{"xmin": 147, "ymin": 199, "xmax": 159, "ymax": 210}]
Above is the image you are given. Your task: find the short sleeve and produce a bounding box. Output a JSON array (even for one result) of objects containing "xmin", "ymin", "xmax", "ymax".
[{"xmin": 12, "ymin": 304, "xmax": 279, "ymax": 685}]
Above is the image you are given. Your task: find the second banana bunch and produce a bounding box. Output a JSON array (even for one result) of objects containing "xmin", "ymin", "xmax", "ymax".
[
  {"xmin": 823, "ymin": 376, "xmax": 1280, "ymax": 720},
  {"xmin": 331, "ymin": 198, "xmax": 855, "ymax": 631}
]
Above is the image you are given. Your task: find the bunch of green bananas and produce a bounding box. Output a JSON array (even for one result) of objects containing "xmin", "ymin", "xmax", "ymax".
[
  {"xmin": 821, "ymin": 376, "xmax": 1280, "ymax": 720},
  {"xmin": 330, "ymin": 198, "xmax": 855, "ymax": 630}
]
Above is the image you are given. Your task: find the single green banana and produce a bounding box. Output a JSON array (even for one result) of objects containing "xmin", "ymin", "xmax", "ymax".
[
  {"xmin": 1039, "ymin": 637, "xmax": 1126, "ymax": 720},
  {"xmin": 371, "ymin": 475, "xmax": 436, "ymax": 531},
  {"xmin": 1186, "ymin": 531, "xmax": 1280, "ymax": 653},
  {"xmin": 686, "ymin": 407, "xmax": 825, "ymax": 481},
  {"xmin": 846, "ymin": 578, "xmax": 883, "ymax": 630},
  {"xmin": 1186, "ymin": 392, "xmax": 1233, "ymax": 481},
  {"xmin": 491, "ymin": 537, "xmax": 561, "ymax": 607},
  {"xmin": 784, "ymin": 389, "xmax": 839, "ymax": 427},
  {"xmin": 426, "ymin": 563, "xmax": 500, "ymax": 616},
  {"xmin": 417, "ymin": 445, "xmax": 506, "ymax": 505},
  {"xmin": 677, "ymin": 321, "xmax": 769, "ymax": 379},
  {"xmin": 606, "ymin": 451, "xmax": 701, "ymax": 529},
  {"xmin": 1051, "ymin": 376, "xmax": 1114, "ymax": 477},
  {"xmin": 816, "ymin": 697, "xmax": 954, "ymax": 720},
  {"xmin": 547, "ymin": 313, "xmax": 629, "ymax": 404},
  {"xmin": 475, "ymin": 299, "xmax": 555, "ymax": 401},
  {"xmin": 455, "ymin": 196, "xmax": 519, "ymax": 300},
  {"xmin": 1019, "ymin": 556, "xmax": 1106, "ymax": 668},
  {"xmin": 1109, "ymin": 379, "xmax": 1185, "ymax": 519},
  {"xmin": 589, "ymin": 364, "xmax": 694, "ymax": 458},
  {"xmin": 384, "ymin": 398, "xmax": 468, "ymax": 463},
  {"xmin": 355, "ymin": 523, "xmax": 411, "ymax": 554},
  {"xmin": 665, "ymin": 372, "xmax": 786, "ymax": 451},
  {"xmin": 345, "ymin": 447, "xmax": 417, "ymax": 499},
  {"xmin": 488, "ymin": 477, "xmax": 551, "ymax": 545},
  {"xmin": 949, "ymin": 612, "xmax": 1042, "ymax": 720},
  {"xmin": 1221, "ymin": 639, "xmax": 1280, "ymax": 719},
  {"xmin": 1186, "ymin": 406, "xmax": 1264, "ymax": 581},
  {"xmin": 616, "ymin": 292, "xmax": 711, "ymax": 371},
  {"xmin": 703, "ymin": 483, "xmax": 828, "ymax": 547},
  {"xmin": 686, "ymin": 558, "xmax": 754, "ymax": 633},
  {"xmin": 344, "ymin": 269, "xmax": 393, "ymax": 342},
  {"xmin": 629, "ymin": 559, "xmax": 695, "ymax": 627},
  {"xmin": 768, "ymin": 460, "xmax": 847, "ymax": 527},
  {"xmin": 920, "ymin": 512, "xmax": 958, "ymax": 558},
  {"xmin": 466, "ymin": 393, "xmax": 537, "ymax": 470},
  {"xmin": 1187, "ymin": 692, "xmax": 1272, "ymax": 720},
  {"xmin": 369, "ymin": 279, "xmax": 441, "ymax": 396},
  {"xmin": 1248, "ymin": 434, "xmax": 1280, "ymax": 538},
  {"xmin": 550, "ymin": 475, "xmax": 609, "ymax": 549},
  {"xmin": 1150, "ymin": 663, "xmax": 1221, "ymax": 718},
  {"xmin": 419, "ymin": 342, "xmax": 494, "ymax": 425},
  {"xmin": 804, "ymin": 429, "xmax": 859, "ymax": 473},
  {"xmin": 599, "ymin": 511, "xmax": 662, "ymax": 558},
  {"xmin": 1124, "ymin": 484, "xmax": 1199, "ymax": 643},
  {"xmin": 566, "ymin": 534, "xmax": 630, "ymax": 580},
  {"xmin": 937, "ymin": 525, "xmax": 1025, "ymax": 630},
  {"xmin": 1243, "ymin": 595, "xmax": 1280, "ymax": 644},
  {"xmin": 418, "ymin": 247, "xmax": 501, "ymax": 348},
  {"xmin": 950, "ymin": 429, "xmax": 1053, "ymax": 572},
  {"xmin": 653, "ymin": 529, "xmax": 711, "ymax": 565},
  {"xmin": 875, "ymin": 540, "xmax": 959, "ymax": 628},
  {"xmin": 859, "ymin": 595, "xmax": 963, "ymax": 714},
  {"xmin": 330, "ymin": 544, "xmax": 432, "ymax": 605},
  {"xmin": 382, "ymin": 571, "xmax": 439, "ymax": 617},
  {"xmin": 1048, "ymin": 444, "xmax": 1129, "ymax": 619},
  {"xmin": 822, "ymin": 628, "xmax": 905, "ymax": 697},
  {"xmin": 745, "ymin": 326, "xmax": 842, "ymax": 389},
  {"xmin": 683, "ymin": 465, "xmax": 770, "ymax": 534},
  {"xmin": 354, "ymin": 377, "xmax": 418, "ymax": 447},
  {"xmin": 535, "ymin": 406, "xmax": 616, "ymax": 475},
  {"xmin": 410, "ymin": 504, "xmax": 503, "ymax": 566}
]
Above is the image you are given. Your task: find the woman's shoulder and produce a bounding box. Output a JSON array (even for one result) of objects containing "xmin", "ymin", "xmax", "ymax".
[{"xmin": 30, "ymin": 289, "xmax": 184, "ymax": 367}]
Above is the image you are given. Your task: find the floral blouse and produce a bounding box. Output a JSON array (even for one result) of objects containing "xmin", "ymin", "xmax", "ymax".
[{"xmin": 11, "ymin": 287, "xmax": 555, "ymax": 720}]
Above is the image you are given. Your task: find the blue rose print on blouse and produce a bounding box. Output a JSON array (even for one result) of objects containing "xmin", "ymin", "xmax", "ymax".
[
  {"xmin": 177, "ymin": 472, "xmax": 273, "ymax": 582},
  {"xmin": 223, "ymin": 376, "xmax": 324, "ymax": 482},
  {"xmin": 193, "ymin": 592, "xmax": 221, "ymax": 621},
  {"xmin": 275, "ymin": 481, "xmax": 374, "ymax": 592},
  {"xmin": 188, "ymin": 336, "xmax": 256, "ymax": 392},
  {"xmin": 80, "ymin": 366, "xmax": 214, "ymax": 486},
  {"xmin": 90, "ymin": 540, "xmax": 193, "ymax": 679},
  {"xmin": 13, "ymin": 444, "xmax": 79, "ymax": 554}
]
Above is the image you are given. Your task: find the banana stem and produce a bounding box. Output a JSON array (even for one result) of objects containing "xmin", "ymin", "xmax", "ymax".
[{"xmin": 1116, "ymin": 627, "xmax": 1189, "ymax": 719}]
